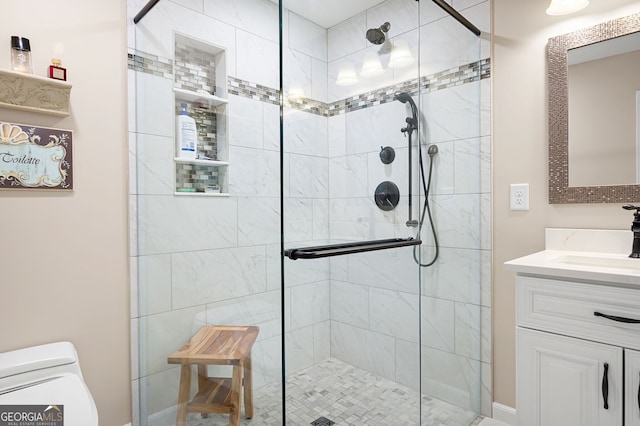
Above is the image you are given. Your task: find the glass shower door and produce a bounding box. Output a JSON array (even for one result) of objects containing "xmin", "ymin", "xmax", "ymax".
[
  {"xmin": 281, "ymin": 0, "xmax": 424, "ymax": 424},
  {"xmin": 130, "ymin": 1, "xmax": 283, "ymax": 424},
  {"xmin": 129, "ymin": 0, "xmax": 487, "ymax": 423},
  {"xmin": 418, "ymin": 0, "xmax": 488, "ymax": 422},
  {"xmin": 281, "ymin": 0, "xmax": 486, "ymax": 425}
]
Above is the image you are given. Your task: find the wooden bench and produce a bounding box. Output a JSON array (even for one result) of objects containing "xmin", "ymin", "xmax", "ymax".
[{"xmin": 168, "ymin": 325, "xmax": 259, "ymax": 426}]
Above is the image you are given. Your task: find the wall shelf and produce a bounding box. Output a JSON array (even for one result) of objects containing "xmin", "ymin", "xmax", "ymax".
[
  {"xmin": 174, "ymin": 157, "xmax": 229, "ymax": 167},
  {"xmin": 0, "ymin": 69, "xmax": 71, "ymax": 116},
  {"xmin": 174, "ymin": 192, "xmax": 230, "ymax": 197},
  {"xmin": 173, "ymin": 34, "xmax": 229, "ymax": 196},
  {"xmin": 173, "ymin": 88, "xmax": 227, "ymax": 108}
]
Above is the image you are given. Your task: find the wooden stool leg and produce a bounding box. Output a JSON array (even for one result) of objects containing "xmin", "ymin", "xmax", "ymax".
[
  {"xmin": 243, "ymin": 351, "xmax": 254, "ymax": 419},
  {"xmin": 197, "ymin": 364, "xmax": 209, "ymax": 418},
  {"xmin": 176, "ymin": 364, "xmax": 191, "ymax": 426},
  {"xmin": 229, "ymin": 365, "xmax": 242, "ymax": 426}
]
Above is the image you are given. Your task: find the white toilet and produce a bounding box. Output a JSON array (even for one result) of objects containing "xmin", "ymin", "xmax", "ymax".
[{"xmin": 0, "ymin": 341, "xmax": 98, "ymax": 426}]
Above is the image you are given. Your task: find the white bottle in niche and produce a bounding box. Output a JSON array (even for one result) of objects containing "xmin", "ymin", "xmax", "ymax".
[{"xmin": 176, "ymin": 103, "xmax": 197, "ymax": 159}]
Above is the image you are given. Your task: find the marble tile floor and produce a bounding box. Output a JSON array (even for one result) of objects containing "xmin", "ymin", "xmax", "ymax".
[{"xmin": 189, "ymin": 358, "xmax": 482, "ymax": 426}]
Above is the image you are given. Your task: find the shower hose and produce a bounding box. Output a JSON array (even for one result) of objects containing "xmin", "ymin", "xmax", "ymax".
[{"xmin": 413, "ymin": 142, "xmax": 439, "ymax": 268}]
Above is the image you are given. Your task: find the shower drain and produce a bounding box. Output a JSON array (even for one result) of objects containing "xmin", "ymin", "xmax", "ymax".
[{"xmin": 311, "ymin": 416, "xmax": 336, "ymax": 426}]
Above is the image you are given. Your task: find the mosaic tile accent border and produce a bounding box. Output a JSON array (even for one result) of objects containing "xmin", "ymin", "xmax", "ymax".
[
  {"xmin": 127, "ymin": 50, "xmax": 173, "ymax": 79},
  {"xmin": 286, "ymin": 96, "xmax": 330, "ymax": 116},
  {"xmin": 329, "ymin": 58, "xmax": 490, "ymax": 117},
  {"xmin": 335, "ymin": 78, "xmax": 420, "ymax": 116},
  {"xmin": 228, "ymin": 77, "xmax": 279, "ymax": 106},
  {"xmin": 129, "ymin": 49, "xmax": 490, "ymax": 119},
  {"xmin": 547, "ymin": 13, "xmax": 640, "ymax": 203},
  {"xmin": 425, "ymin": 58, "xmax": 491, "ymax": 92}
]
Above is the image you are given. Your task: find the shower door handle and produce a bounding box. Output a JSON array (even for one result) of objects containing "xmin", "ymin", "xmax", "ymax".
[{"xmin": 284, "ymin": 237, "xmax": 421, "ymax": 260}]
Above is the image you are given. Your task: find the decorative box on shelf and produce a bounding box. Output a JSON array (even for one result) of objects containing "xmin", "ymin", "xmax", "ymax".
[{"xmin": 0, "ymin": 69, "xmax": 71, "ymax": 117}]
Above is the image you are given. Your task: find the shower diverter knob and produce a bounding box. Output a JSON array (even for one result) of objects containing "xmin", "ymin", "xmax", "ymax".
[{"xmin": 379, "ymin": 146, "xmax": 395, "ymax": 164}]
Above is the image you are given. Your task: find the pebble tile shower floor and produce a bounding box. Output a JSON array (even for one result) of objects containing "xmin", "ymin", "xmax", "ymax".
[{"xmin": 189, "ymin": 358, "xmax": 482, "ymax": 426}]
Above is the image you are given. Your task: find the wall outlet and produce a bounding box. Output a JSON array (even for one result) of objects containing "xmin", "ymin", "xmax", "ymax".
[{"xmin": 510, "ymin": 183, "xmax": 529, "ymax": 210}]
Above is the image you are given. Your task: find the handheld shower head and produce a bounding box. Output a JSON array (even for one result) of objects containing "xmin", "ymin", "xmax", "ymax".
[
  {"xmin": 395, "ymin": 92, "xmax": 413, "ymax": 104},
  {"xmin": 395, "ymin": 92, "xmax": 418, "ymax": 130}
]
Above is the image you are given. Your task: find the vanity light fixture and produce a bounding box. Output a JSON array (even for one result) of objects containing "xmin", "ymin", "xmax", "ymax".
[
  {"xmin": 287, "ymin": 84, "xmax": 305, "ymax": 102},
  {"xmin": 336, "ymin": 62, "xmax": 359, "ymax": 86},
  {"xmin": 546, "ymin": 0, "xmax": 589, "ymax": 15},
  {"xmin": 336, "ymin": 38, "xmax": 415, "ymax": 86},
  {"xmin": 389, "ymin": 39, "xmax": 415, "ymax": 68},
  {"xmin": 360, "ymin": 51, "xmax": 385, "ymax": 77}
]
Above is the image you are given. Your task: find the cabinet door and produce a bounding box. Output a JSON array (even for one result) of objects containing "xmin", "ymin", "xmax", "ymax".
[
  {"xmin": 517, "ymin": 327, "xmax": 622, "ymax": 426},
  {"xmin": 626, "ymin": 349, "xmax": 640, "ymax": 426}
]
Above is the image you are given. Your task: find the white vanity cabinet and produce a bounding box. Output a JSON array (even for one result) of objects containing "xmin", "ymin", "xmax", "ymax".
[
  {"xmin": 517, "ymin": 326, "xmax": 622, "ymax": 425},
  {"xmin": 506, "ymin": 229, "xmax": 640, "ymax": 426},
  {"xmin": 626, "ymin": 349, "xmax": 640, "ymax": 426},
  {"xmin": 515, "ymin": 275, "xmax": 640, "ymax": 426}
]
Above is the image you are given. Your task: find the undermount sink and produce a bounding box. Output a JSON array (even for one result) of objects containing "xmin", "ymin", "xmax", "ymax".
[{"xmin": 551, "ymin": 254, "xmax": 640, "ymax": 271}]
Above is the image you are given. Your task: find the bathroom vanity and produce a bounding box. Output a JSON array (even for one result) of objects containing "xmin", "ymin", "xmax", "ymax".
[{"xmin": 505, "ymin": 229, "xmax": 640, "ymax": 426}]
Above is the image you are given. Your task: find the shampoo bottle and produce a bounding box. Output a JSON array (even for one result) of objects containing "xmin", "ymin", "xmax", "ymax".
[{"xmin": 176, "ymin": 103, "xmax": 197, "ymax": 159}]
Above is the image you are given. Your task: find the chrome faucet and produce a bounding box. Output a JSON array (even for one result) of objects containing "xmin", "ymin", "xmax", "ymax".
[{"xmin": 622, "ymin": 204, "xmax": 640, "ymax": 258}]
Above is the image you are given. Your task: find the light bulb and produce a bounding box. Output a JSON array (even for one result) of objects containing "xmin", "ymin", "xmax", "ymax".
[
  {"xmin": 336, "ymin": 62, "xmax": 359, "ymax": 86},
  {"xmin": 360, "ymin": 51, "xmax": 384, "ymax": 77},
  {"xmin": 389, "ymin": 39, "xmax": 415, "ymax": 69},
  {"xmin": 288, "ymin": 85, "xmax": 305, "ymax": 102}
]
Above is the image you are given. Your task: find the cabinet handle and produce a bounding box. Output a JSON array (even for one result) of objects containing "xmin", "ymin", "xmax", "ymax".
[
  {"xmin": 594, "ymin": 311, "xmax": 640, "ymax": 324},
  {"xmin": 602, "ymin": 363, "xmax": 609, "ymax": 410},
  {"xmin": 637, "ymin": 372, "xmax": 639, "ymax": 412}
]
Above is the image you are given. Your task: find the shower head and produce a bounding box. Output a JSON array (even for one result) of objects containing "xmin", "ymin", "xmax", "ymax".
[
  {"xmin": 427, "ymin": 145, "xmax": 438, "ymax": 157},
  {"xmin": 366, "ymin": 22, "xmax": 390, "ymax": 45}
]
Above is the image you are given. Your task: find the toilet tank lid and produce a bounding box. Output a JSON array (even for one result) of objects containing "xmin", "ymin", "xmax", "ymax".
[{"xmin": 0, "ymin": 342, "xmax": 77, "ymax": 379}]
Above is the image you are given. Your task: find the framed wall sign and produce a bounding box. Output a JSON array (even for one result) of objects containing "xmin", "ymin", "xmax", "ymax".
[{"xmin": 0, "ymin": 122, "xmax": 73, "ymax": 190}]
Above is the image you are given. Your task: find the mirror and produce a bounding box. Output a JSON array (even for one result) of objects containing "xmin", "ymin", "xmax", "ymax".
[
  {"xmin": 548, "ymin": 12, "xmax": 640, "ymax": 203},
  {"xmin": 568, "ymin": 32, "xmax": 640, "ymax": 187}
]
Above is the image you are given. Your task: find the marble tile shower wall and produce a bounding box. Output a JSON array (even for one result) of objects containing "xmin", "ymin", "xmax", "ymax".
[
  {"xmin": 128, "ymin": 0, "xmax": 491, "ymax": 422},
  {"xmin": 128, "ymin": 0, "xmax": 329, "ymax": 422},
  {"xmin": 324, "ymin": 0, "xmax": 491, "ymax": 416}
]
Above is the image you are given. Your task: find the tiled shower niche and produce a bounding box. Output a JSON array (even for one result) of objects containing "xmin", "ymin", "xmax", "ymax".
[{"xmin": 173, "ymin": 33, "xmax": 229, "ymax": 196}]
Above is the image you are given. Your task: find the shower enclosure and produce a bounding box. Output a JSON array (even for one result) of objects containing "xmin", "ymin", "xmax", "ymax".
[{"xmin": 129, "ymin": 0, "xmax": 490, "ymax": 424}]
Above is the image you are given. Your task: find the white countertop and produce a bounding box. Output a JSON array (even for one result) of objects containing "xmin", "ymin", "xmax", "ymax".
[
  {"xmin": 505, "ymin": 249, "xmax": 640, "ymax": 286},
  {"xmin": 505, "ymin": 228, "xmax": 640, "ymax": 286}
]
